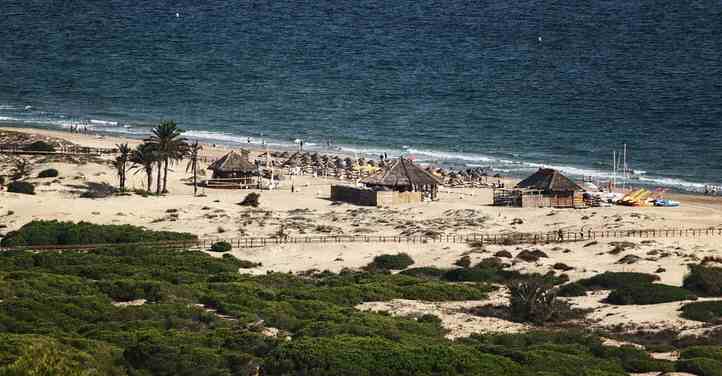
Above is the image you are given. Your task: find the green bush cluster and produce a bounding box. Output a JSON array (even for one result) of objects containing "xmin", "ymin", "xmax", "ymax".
[
  {"xmin": 0, "ymin": 220, "xmax": 197, "ymax": 247},
  {"xmin": 209, "ymin": 241, "xmax": 232, "ymax": 252},
  {"xmin": 37, "ymin": 168, "xmax": 59, "ymax": 178},
  {"xmin": 0, "ymin": 244, "xmax": 705, "ymax": 375},
  {"xmin": 606, "ymin": 283, "xmax": 697, "ymax": 305},
  {"xmin": 239, "ymin": 192, "xmax": 261, "ymax": 207},
  {"xmin": 684, "ymin": 265, "xmax": 722, "ymax": 296},
  {"xmin": 676, "ymin": 358, "xmax": 722, "ymax": 376},
  {"xmin": 680, "ymin": 301, "xmax": 722, "ymax": 323},
  {"xmin": 577, "ymin": 272, "xmax": 660, "ymax": 290},
  {"xmin": 6, "ymin": 181, "xmax": 35, "ymax": 195},
  {"xmin": 365, "ymin": 253, "xmax": 415, "ymax": 270},
  {"xmin": 23, "ymin": 140, "xmax": 56, "ymax": 152}
]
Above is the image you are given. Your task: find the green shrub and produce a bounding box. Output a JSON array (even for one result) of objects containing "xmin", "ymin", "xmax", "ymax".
[
  {"xmin": 7, "ymin": 181, "xmax": 35, "ymax": 195},
  {"xmin": 417, "ymin": 314, "xmax": 442, "ymax": 325},
  {"xmin": 676, "ymin": 357, "xmax": 722, "ymax": 376},
  {"xmin": 37, "ymin": 168, "xmax": 59, "ymax": 178},
  {"xmin": 680, "ymin": 301, "xmax": 722, "ymax": 323},
  {"xmin": 264, "ymin": 336, "xmax": 525, "ymax": 376},
  {"xmin": 239, "ymin": 192, "xmax": 261, "ymax": 207},
  {"xmin": 557, "ymin": 282, "xmax": 587, "ymax": 297},
  {"xmin": 209, "ymin": 241, "xmax": 232, "ymax": 253},
  {"xmin": 606, "ymin": 283, "xmax": 696, "ymax": 305},
  {"xmin": 0, "ymin": 220, "xmax": 197, "ymax": 247},
  {"xmin": 365, "ymin": 253, "xmax": 414, "ymax": 270},
  {"xmin": 578, "ymin": 272, "xmax": 659, "ymax": 290},
  {"xmin": 680, "ymin": 346, "xmax": 722, "ymax": 362},
  {"xmin": 444, "ymin": 267, "xmax": 504, "ymax": 283},
  {"xmin": 399, "ymin": 267, "xmax": 446, "ymax": 279},
  {"xmin": 684, "ymin": 265, "xmax": 722, "ymax": 296},
  {"xmin": 454, "ymin": 255, "xmax": 471, "ymax": 268},
  {"xmin": 24, "ymin": 141, "xmax": 56, "ymax": 152},
  {"xmin": 508, "ymin": 278, "xmax": 576, "ymax": 325}
]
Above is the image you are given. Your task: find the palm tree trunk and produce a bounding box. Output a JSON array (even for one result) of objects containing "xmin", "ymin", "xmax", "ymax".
[
  {"xmin": 120, "ymin": 163, "xmax": 125, "ymax": 192},
  {"xmin": 192, "ymin": 161, "xmax": 198, "ymax": 196},
  {"xmin": 162, "ymin": 159, "xmax": 169, "ymax": 193},
  {"xmin": 146, "ymin": 168, "xmax": 153, "ymax": 192},
  {"xmin": 156, "ymin": 161, "xmax": 162, "ymax": 194}
]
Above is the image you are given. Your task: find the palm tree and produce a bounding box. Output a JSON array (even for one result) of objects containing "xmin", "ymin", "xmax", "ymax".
[
  {"xmin": 114, "ymin": 143, "xmax": 131, "ymax": 192},
  {"xmin": 185, "ymin": 140, "xmax": 203, "ymax": 196},
  {"xmin": 146, "ymin": 120, "xmax": 187, "ymax": 194},
  {"xmin": 129, "ymin": 143, "xmax": 157, "ymax": 193}
]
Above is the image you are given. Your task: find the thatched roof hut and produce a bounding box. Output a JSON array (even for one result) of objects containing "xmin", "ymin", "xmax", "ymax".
[
  {"xmin": 208, "ymin": 150, "xmax": 257, "ymax": 179},
  {"xmin": 362, "ymin": 157, "xmax": 442, "ymax": 198},
  {"xmin": 516, "ymin": 168, "xmax": 583, "ymax": 193}
]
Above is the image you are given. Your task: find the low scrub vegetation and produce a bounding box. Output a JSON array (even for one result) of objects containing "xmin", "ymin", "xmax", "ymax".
[
  {"xmin": 209, "ymin": 241, "xmax": 232, "ymax": 252},
  {"xmin": 578, "ymin": 272, "xmax": 660, "ymax": 290},
  {"xmin": 239, "ymin": 192, "xmax": 261, "ymax": 207},
  {"xmin": 6, "ymin": 181, "xmax": 35, "ymax": 195},
  {"xmin": 684, "ymin": 265, "xmax": 722, "ymax": 296},
  {"xmin": 0, "ymin": 243, "xmax": 710, "ymax": 374},
  {"xmin": 365, "ymin": 253, "xmax": 414, "ymax": 271},
  {"xmin": 680, "ymin": 301, "xmax": 722, "ymax": 323},
  {"xmin": 606, "ymin": 283, "xmax": 697, "ymax": 305},
  {"xmin": 0, "ymin": 220, "xmax": 196, "ymax": 247},
  {"xmin": 37, "ymin": 168, "xmax": 59, "ymax": 178}
]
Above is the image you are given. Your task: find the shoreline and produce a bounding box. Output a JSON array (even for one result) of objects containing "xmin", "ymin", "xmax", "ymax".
[{"xmin": 1, "ymin": 121, "xmax": 717, "ymax": 194}]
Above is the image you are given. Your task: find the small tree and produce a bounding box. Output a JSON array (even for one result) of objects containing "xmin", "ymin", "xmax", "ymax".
[
  {"xmin": 114, "ymin": 143, "xmax": 131, "ymax": 192},
  {"xmin": 130, "ymin": 143, "xmax": 157, "ymax": 193},
  {"xmin": 185, "ymin": 140, "xmax": 203, "ymax": 196}
]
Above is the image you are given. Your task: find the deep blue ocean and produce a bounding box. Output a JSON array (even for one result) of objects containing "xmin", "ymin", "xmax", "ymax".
[{"xmin": 1, "ymin": 1, "xmax": 721, "ymax": 191}]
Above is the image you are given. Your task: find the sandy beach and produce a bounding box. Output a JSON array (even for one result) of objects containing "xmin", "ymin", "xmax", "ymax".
[{"xmin": 2, "ymin": 125, "xmax": 722, "ymax": 341}]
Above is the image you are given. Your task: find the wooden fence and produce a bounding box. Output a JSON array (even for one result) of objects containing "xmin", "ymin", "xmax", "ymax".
[{"xmin": 1, "ymin": 227, "xmax": 721, "ymax": 252}]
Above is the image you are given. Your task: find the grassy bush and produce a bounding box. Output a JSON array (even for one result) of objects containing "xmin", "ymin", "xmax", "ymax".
[
  {"xmin": 684, "ymin": 265, "xmax": 722, "ymax": 296},
  {"xmin": 454, "ymin": 255, "xmax": 471, "ymax": 268},
  {"xmin": 399, "ymin": 267, "xmax": 446, "ymax": 279},
  {"xmin": 676, "ymin": 357, "xmax": 722, "ymax": 376},
  {"xmin": 37, "ymin": 168, "xmax": 59, "ymax": 178},
  {"xmin": 508, "ymin": 278, "xmax": 576, "ymax": 325},
  {"xmin": 680, "ymin": 301, "xmax": 722, "ymax": 323},
  {"xmin": 0, "ymin": 220, "xmax": 197, "ymax": 247},
  {"xmin": 0, "ymin": 241, "xmax": 686, "ymax": 376},
  {"xmin": 6, "ymin": 181, "xmax": 35, "ymax": 195},
  {"xmin": 365, "ymin": 253, "xmax": 414, "ymax": 270},
  {"xmin": 24, "ymin": 140, "xmax": 56, "ymax": 152},
  {"xmin": 680, "ymin": 346, "xmax": 722, "ymax": 362},
  {"xmin": 209, "ymin": 241, "xmax": 232, "ymax": 253},
  {"xmin": 557, "ymin": 282, "xmax": 587, "ymax": 297},
  {"xmin": 264, "ymin": 336, "xmax": 525, "ymax": 376},
  {"xmin": 606, "ymin": 283, "xmax": 697, "ymax": 305},
  {"xmin": 578, "ymin": 272, "xmax": 659, "ymax": 290},
  {"xmin": 239, "ymin": 192, "xmax": 261, "ymax": 207}
]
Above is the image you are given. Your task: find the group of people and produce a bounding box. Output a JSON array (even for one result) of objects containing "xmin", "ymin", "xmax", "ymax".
[
  {"xmin": 704, "ymin": 185, "xmax": 721, "ymax": 196},
  {"xmin": 68, "ymin": 124, "xmax": 90, "ymax": 134}
]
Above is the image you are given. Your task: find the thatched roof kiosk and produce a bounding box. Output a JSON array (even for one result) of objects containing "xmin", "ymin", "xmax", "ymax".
[
  {"xmin": 208, "ymin": 150, "xmax": 257, "ymax": 179},
  {"xmin": 516, "ymin": 168, "xmax": 583, "ymax": 193},
  {"xmin": 362, "ymin": 157, "xmax": 443, "ymax": 200},
  {"xmin": 507, "ymin": 168, "xmax": 585, "ymax": 208}
]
